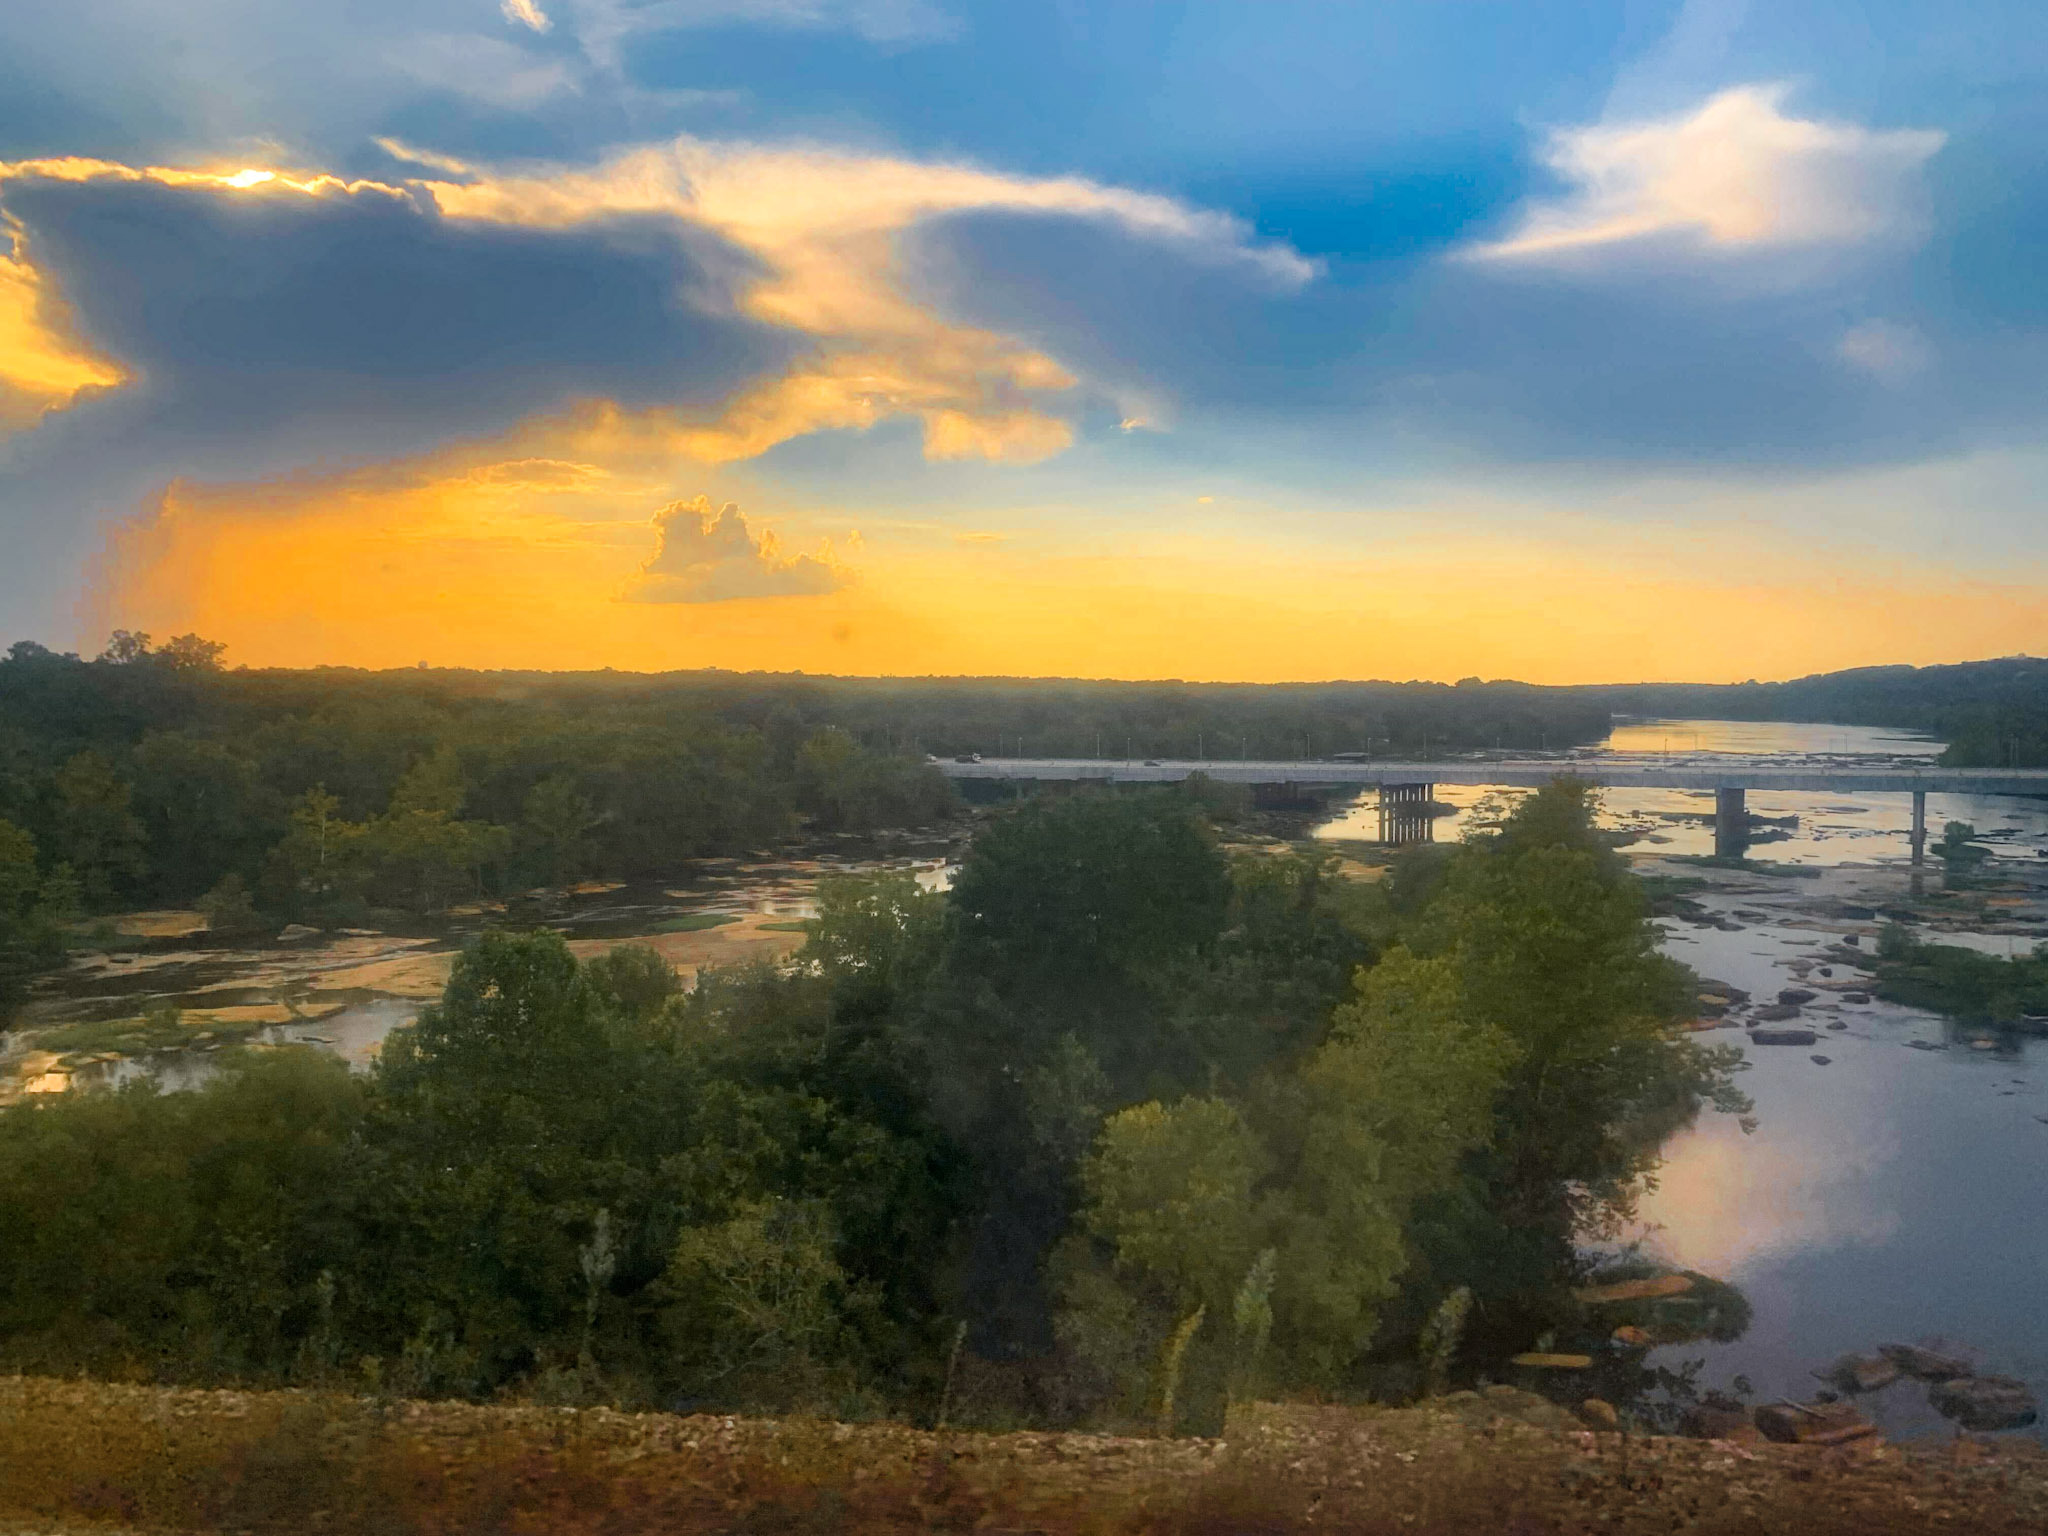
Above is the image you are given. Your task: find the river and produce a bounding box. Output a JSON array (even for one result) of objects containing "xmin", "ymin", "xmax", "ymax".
[{"xmin": 1315, "ymin": 719, "xmax": 2048, "ymax": 1440}]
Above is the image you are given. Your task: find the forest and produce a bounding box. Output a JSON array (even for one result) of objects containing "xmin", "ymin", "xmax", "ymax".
[
  {"xmin": 0, "ymin": 778, "xmax": 1747, "ymax": 1432},
  {"xmin": 0, "ymin": 633, "xmax": 1613, "ymax": 1017}
]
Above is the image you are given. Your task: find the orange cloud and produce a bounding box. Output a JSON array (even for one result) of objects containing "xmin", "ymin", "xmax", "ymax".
[
  {"xmin": 0, "ymin": 218, "xmax": 126, "ymax": 430},
  {"xmin": 624, "ymin": 495, "xmax": 848, "ymax": 603}
]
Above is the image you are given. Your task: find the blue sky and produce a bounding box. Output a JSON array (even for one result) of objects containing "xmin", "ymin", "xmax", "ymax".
[{"xmin": 1, "ymin": 0, "xmax": 2043, "ymax": 680}]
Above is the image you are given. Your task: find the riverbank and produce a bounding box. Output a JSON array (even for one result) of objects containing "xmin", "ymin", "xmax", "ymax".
[{"xmin": 2, "ymin": 1375, "xmax": 2043, "ymax": 1535}]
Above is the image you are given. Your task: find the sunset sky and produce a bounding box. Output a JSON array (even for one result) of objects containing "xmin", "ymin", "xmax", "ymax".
[{"xmin": 2, "ymin": 0, "xmax": 2044, "ymax": 682}]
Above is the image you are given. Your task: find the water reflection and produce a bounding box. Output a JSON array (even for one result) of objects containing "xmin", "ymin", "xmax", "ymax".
[
  {"xmin": 1627, "ymin": 882, "xmax": 2048, "ymax": 1443},
  {"xmin": 1315, "ymin": 718, "xmax": 2048, "ymax": 867},
  {"xmin": 1306, "ymin": 721, "xmax": 2048, "ymax": 1440}
]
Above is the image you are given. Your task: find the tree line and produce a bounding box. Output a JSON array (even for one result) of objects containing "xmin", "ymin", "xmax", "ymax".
[
  {"xmin": 0, "ymin": 635, "xmax": 960, "ymax": 1016},
  {"xmin": 0, "ymin": 780, "xmax": 1746, "ymax": 1430},
  {"xmin": 1590, "ymin": 656, "xmax": 2048, "ymax": 768},
  {"xmin": 0, "ymin": 634, "xmax": 1616, "ymax": 1017}
]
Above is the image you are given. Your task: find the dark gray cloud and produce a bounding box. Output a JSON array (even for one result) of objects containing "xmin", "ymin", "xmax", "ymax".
[
  {"xmin": 0, "ymin": 167, "xmax": 796, "ymax": 641},
  {"xmin": 3, "ymin": 172, "xmax": 789, "ymax": 463}
]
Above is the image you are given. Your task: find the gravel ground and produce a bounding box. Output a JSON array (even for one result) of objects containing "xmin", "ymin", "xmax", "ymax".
[{"xmin": 3, "ymin": 1375, "xmax": 2045, "ymax": 1534}]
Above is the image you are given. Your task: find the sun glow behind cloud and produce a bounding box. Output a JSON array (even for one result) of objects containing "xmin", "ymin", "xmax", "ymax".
[
  {"xmin": 0, "ymin": 140, "xmax": 1308, "ymax": 469},
  {"xmin": 84, "ymin": 437, "xmax": 2048, "ymax": 682},
  {"xmin": 0, "ymin": 227, "xmax": 125, "ymax": 429}
]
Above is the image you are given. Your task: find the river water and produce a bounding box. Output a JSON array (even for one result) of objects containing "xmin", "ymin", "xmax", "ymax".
[
  {"xmin": 1315, "ymin": 719, "xmax": 2048, "ymax": 1439},
  {"xmin": 1315, "ymin": 718, "xmax": 2048, "ymax": 864}
]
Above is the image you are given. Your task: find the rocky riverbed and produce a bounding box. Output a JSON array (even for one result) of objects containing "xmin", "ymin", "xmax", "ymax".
[
  {"xmin": 1627, "ymin": 851, "xmax": 2048, "ymax": 1445},
  {"xmin": 0, "ymin": 835, "xmax": 960, "ymax": 1104}
]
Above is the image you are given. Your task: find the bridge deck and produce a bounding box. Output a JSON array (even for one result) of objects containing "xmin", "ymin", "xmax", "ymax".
[{"xmin": 937, "ymin": 758, "xmax": 2048, "ymax": 796}]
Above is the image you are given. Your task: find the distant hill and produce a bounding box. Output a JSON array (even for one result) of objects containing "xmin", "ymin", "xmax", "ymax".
[{"xmin": 1579, "ymin": 657, "xmax": 2048, "ymax": 766}]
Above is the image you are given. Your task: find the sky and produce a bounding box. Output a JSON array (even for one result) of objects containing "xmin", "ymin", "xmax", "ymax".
[{"xmin": 1, "ymin": 0, "xmax": 2044, "ymax": 683}]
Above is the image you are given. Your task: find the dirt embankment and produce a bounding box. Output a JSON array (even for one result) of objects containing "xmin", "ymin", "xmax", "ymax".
[{"xmin": 2, "ymin": 1376, "xmax": 2044, "ymax": 1535}]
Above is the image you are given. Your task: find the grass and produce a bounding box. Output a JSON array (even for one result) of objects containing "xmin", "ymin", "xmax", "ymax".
[
  {"xmin": 2, "ymin": 1377, "xmax": 2044, "ymax": 1536},
  {"xmin": 1876, "ymin": 938, "xmax": 2048, "ymax": 1025},
  {"xmin": 758, "ymin": 919, "xmax": 812, "ymax": 932},
  {"xmin": 652, "ymin": 913, "xmax": 742, "ymax": 934}
]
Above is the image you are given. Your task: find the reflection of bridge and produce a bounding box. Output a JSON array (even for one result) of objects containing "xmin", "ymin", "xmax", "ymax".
[{"xmin": 937, "ymin": 758, "xmax": 2048, "ymax": 862}]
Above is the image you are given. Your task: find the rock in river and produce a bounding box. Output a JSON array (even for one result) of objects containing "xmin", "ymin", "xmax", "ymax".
[
  {"xmin": 1777, "ymin": 987, "xmax": 1818, "ymax": 1006},
  {"xmin": 1754, "ymin": 1400, "xmax": 1879, "ymax": 1445},
  {"xmin": 1750, "ymin": 1027, "xmax": 1819, "ymax": 1046},
  {"xmin": 1752, "ymin": 1003, "xmax": 1804, "ymax": 1023},
  {"xmin": 1842, "ymin": 990, "xmax": 1871, "ymax": 1003},
  {"xmin": 1929, "ymin": 1376, "xmax": 2039, "ymax": 1432},
  {"xmin": 1817, "ymin": 1353, "xmax": 1899, "ymax": 1394},
  {"xmin": 1878, "ymin": 1344, "xmax": 1971, "ymax": 1382},
  {"xmin": 1577, "ymin": 1398, "xmax": 1621, "ymax": 1431}
]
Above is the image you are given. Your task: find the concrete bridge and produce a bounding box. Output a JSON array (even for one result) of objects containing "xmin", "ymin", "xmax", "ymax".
[{"xmin": 937, "ymin": 757, "xmax": 2048, "ymax": 861}]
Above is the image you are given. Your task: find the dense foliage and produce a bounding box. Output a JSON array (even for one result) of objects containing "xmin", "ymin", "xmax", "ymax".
[
  {"xmin": 0, "ymin": 634, "xmax": 958, "ymax": 941},
  {"xmin": 0, "ymin": 781, "xmax": 1742, "ymax": 1429}
]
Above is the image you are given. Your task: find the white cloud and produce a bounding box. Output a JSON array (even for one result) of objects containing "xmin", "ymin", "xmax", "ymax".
[
  {"xmin": 1837, "ymin": 318, "xmax": 1929, "ymax": 383},
  {"xmin": 501, "ymin": 0, "xmax": 552, "ymax": 32},
  {"xmin": 393, "ymin": 33, "xmax": 576, "ymax": 108},
  {"xmin": 621, "ymin": 495, "xmax": 847, "ymax": 602},
  {"xmin": 1469, "ymin": 85, "xmax": 1943, "ymax": 264}
]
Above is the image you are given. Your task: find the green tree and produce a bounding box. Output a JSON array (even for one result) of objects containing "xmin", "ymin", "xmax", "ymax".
[
  {"xmin": 1400, "ymin": 779, "xmax": 1744, "ymax": 1344},
  {"xmin": 1061, "ymin": 948, "xmax": 1513, "ymax": 1410},
  {"xmin": 47, "ymin": 751, "xmax": 147, "ymax": 908},
  {"xmin": 1078, "ymin": 1097, "xmax": 1265, "ymax": 1320},
  {"xmin": 0, "ymin": 819, "xmax": 71, "ymax": 1021},
  {"xmin": 363, "ymin": 748, "xmax": 509, "ymax": 915},
  {"xmin": 259, "ymin": 787, "xmax": 370, "ymax": 925},
  {"xmin": 197, "ymin": 872, "xmax": 266, "ymax": 938},
  {"xmin": 0, "ymin": 1051, "xmax": 366, "ymax": 1379},
  {"xmin": 155, "ymin": 633, "xmax": 227, "ymax": 673},
  {"xmin": 1257, "ymin": 947, "xmax": 1513, "ymax": 1385},
  {"xmin": 96, "ymin": 629, "xmax": 152, "ymax": 664},
  {"xmin": 801, "ymin": 871, "xmax": 946, "ymax": 1004},
  {"xmin": 947, "ymin": 792, "xmax": 1232, "ymax": 1015},
  {"xmin": 518, "ymin": 772, "xmax": 597, "ymax": 887},
  {"xmin": 660, "ymin": 1197, "xmax": 870, "ymax": 1409},
  {"xmin": 131, "ymin": 732, "xmax": 277, "ymax": 901}
]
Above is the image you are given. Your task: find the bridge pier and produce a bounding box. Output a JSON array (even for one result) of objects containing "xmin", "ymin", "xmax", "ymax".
[
  {"xmin": 1378, "ymin": 781, "xmax": 1436, "ymax": 846},
  {"xmin": 1714, "ymin": 787, "xmax": 1749, "ymax": 860},
  {"xmin": 1911, "ymin": 789, "xmax": 1926, "ymax": 865}
]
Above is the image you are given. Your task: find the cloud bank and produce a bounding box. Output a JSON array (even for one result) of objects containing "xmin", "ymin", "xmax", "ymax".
[
  {"xmin": 623, "ymin": 495, "xmax": 847, "ymax": 602},
  {"xmin": 1470, "ymin": 85, "xmax": 1944, "ymax": 264},
  {"xmin": 0, "ymin": 139, "xmax": 1312, "ymax": 470}
]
